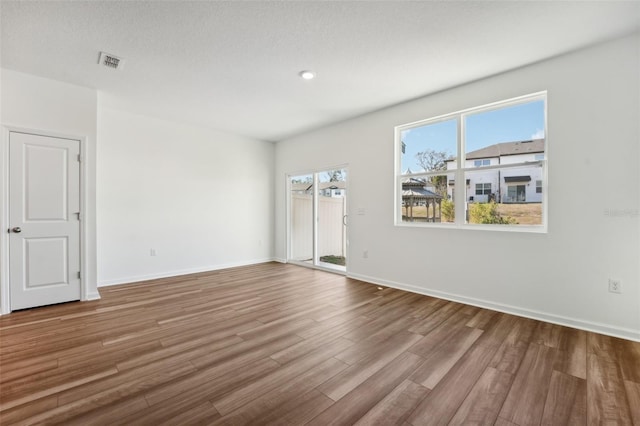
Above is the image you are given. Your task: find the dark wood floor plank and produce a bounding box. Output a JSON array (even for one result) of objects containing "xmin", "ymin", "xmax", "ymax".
[
  {"xmin": 353, "ymin": 379, "xmax": 429, "ymax": 426},
  {"xmin": 0, "ymin": 359, "xmax": 58, "ymax": 384},
  {"xmin": 116, "ymin": 334, "xmax": 243, "ymax": 371},
  {"xmin": 264, "ymin": 389, "xmax": 334, "ymax": 426},
  {"xmin": 189, "ymin": 333, "xmax": 303, "ymax": 370},
  {"xmin": 142, "ymin": 357, "xmax": 280, "ymax": 416},
  {"xmin": 63, "ymin": 396, "xmax": 150, "ymax": 426},
  {"xmin": 624, "ymin": 379, "xmax": 640, "ymax": 426},
  {"xmin": 270, "ymin": 328, "xmax": 362, "ymax": 365},
  {"xmin": 0, "ymin": 396, "xmax": 58, "ymax": 425},
  {"xmin": 318, "ymin": 332, "xmax": 423, "ymax": 401},
  {"xmin": 494, "ymin": 417, "xmax": 519, "ymax": 426},
  {"xmin": 553, "ymin": 327, "xmax": 587, "ymax": 379},
  {"xmin": 540, "ymin": 370, "xmax": 586, "ymax": 425},
  {"xmin": 144, "ymin": 336, "xmax": 298, "ymax": 406},
  {"xmin": 156, "ymin": 401, "xmax": 221, "ymax": 426},
  {"xmin": 587, "ymin": 353, "xmax": 633, "ymax": 425},
  {"xmin": 532, "ymin": 321, "xmax": 563, "ymax": 348},
  {"xmin": 409, "ymin": 326, "xmax": 484, "ymax": 389},
  {"xmin": 498, "ymin": 343, "xmax": 558, "ymax": 426},
  {"xmin": 308, "ymin": 352, "xmax": 425, "ymax": 426},
  {"xmin": 212, "ymin": 356, "xmax": 348, "ymax": 425},
  {"xmin": 406, "ymin": 313, "xmax": 514, "ymax": 426},
  {"xmin": 616, "ymin": 338, "xmax": 640, "ymax": 383},
  {"xmin": 466, "ymin": 308, "xmax": 499, "ymax": 330},
  {"xmin": 408, "ymin": 300, "xmax": 465, "ymax": 336},
  {"xmin": 0, "ymin": 262, "xmax": 637, "ymax": 425},
  {"xmin": 33, "ymin": 364, "xmax": 197, "ymax": 424},
  {"xmin": 0, "ymin": 367, "xmax": 118, "ymax": 411},
  {"xmin": 403, "ymin": 305, "xmax": 478, "ymax": 359},
  {"xmin": 334, "ymin": 314, "xmax": 422, "ymax": 365},
  {"xmin": 212, "ymin": 337, "xmax": 354, "ymax": 416},
  {"xmin": 489, "ymin": 317, "xmax": 537, "ymax": 375},
  {"xmin": 448, "ymin": 367, "xmax": 514, "ymax": 425}
]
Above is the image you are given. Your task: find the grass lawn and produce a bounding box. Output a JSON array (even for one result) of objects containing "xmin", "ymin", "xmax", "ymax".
[
  {"xmin": 403, "ymin": 203, "xmax": 542, "ymax": 225},
  {"xmin": 319, "ymin": 255, "xmax": 346, "ymax": 266},
  {"xmin": 495, "ymin": 203, "xmax": 542, "ymax": 225}
]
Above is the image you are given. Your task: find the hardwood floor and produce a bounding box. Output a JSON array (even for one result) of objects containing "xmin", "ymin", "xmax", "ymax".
[{"xmin": 1, "ymin": 262, "xmax": 639, "ymax": 425}]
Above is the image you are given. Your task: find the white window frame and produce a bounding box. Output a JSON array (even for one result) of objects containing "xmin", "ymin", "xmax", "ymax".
[
  {"xmin": 394, "ymin": 92, "xmax": 547, "ymax": 233},
  {"xmin": 475, "ymin": 182, "xmax": 491, "ymax": 195},
  {"xmin": 474, "ymin": 159, "xmax": 490, "ymax": 167},
  {"xmin": 536, "ymin": 180, "xmax": 543, "ymax": 194}
]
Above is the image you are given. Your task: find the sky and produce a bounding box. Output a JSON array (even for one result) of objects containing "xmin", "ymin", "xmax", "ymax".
[{"xmin": 401, "ymin": 99, "xmax": 545, "ymax": 173}]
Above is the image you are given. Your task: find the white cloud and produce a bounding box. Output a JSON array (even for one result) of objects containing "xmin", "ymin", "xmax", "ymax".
[{"xmin": 531, "ymin": 129, "xmax": 545, "ymax": 139}]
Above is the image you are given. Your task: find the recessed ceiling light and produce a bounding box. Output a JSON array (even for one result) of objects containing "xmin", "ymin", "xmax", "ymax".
[{"xmin": 299, "ymin": 70, "xmax": 315, "ymax": 80}]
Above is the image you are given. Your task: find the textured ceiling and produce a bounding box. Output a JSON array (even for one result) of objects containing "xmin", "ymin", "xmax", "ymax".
[{"xmin": 1, "ymin": 1, "xmax": 639, "ymax": 142}]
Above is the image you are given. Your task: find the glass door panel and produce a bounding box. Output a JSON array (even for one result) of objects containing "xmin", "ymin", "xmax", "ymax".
[
  {"xmin": 317, "ymin": 169, "xmax": 347, "ymax": 272},
  {"xmin": 288, "ymin": 168, "xmax": 347, "ymax": 272},
  {"xmin": 289, "ymin": 174, "xmax": 313, "ymax": 264}
]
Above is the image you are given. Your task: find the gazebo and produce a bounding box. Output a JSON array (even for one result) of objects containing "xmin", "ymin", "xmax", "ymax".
[{"xmin": 402, "ymin": 178, "xmax": 443, "ymax": 222}]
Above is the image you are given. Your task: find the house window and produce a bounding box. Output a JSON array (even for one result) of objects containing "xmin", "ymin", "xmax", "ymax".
[
  {"xmin": 395, "ymin": 92, "xmax": 546, "ymax": 230},
  {"xmin": 475, "ymin": 183, "xmax": 491, "ymax": 195}
]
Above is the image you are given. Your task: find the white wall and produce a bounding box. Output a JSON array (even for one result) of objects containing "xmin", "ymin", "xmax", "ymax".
[
  {"xmin": 275, "ymin": 34, "xmax": 640, "ymax": 340},
  {"xmin": 0, "ymin": 69, "xmax": 99, "ymax": 305},
  {"xmin": 97, "ymin": 106, "xmax": 274, "ymax": 285}
]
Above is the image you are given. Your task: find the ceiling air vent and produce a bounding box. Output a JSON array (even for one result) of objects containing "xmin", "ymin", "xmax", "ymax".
[{"xmin": 98, "ymin": 52, "xmax": 124, "ymax": 70}]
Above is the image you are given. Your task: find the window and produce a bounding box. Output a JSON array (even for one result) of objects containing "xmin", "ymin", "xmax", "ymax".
[
  {"xmin": 396, "ymin": 92, "xmax": 546, "ymax": 230},
  {"xmin": 475, "ymin": 183, "xmax": 491, "ymax": 195}
]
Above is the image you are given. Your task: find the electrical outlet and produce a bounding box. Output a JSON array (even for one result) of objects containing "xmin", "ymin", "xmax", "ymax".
[
  {"xmin": 150, "ymin": 248, "xmax": 157, "ymax": 257},
  {"xmin": 608, "ymin": 279, "xmax": 621, "ymax": 294}
]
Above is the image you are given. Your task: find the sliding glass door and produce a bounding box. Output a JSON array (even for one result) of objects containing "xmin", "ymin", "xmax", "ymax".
[{"xmin": 288, "ymin": 168, "xmax": 347, "ymax": 272}]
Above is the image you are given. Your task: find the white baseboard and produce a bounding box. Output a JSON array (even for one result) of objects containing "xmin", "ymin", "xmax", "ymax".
[
  {"xmin": 347, "ymin": 272, "xmax": 640, "ymax": 343},
  {"xmin": 272, "ymin": 257, "xmax": 287, "ymax": 263},
  {"xmin": 98, "ymin": 258, "xmax": 277, "ymax": 287},
  {"xmin": 85, "ymin": 291, "xmax": 101, "ymax": 301}
]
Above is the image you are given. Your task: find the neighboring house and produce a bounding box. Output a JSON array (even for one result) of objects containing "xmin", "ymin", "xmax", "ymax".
[
  {"xmin": 291, "ymin": 181, "xmax": 346, "ymax": 198},
  {"xmin": 445, "ymin": 139, "xmax": 544, "ymax": 203}
]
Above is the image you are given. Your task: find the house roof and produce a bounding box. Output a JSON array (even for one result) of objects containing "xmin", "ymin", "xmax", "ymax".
[
  {"xmin": 291, "ymin": 181, "xmax": 346, "ymax": 192},
  {"xmin": 401, "ymin": 178, "xmax": 442, "ymax": 199},
  {"xmin": 401, "ymin": 187, "xmax": 443, "ymax": 200},
  {"xmin": 465, "ymin": 139, "xmax": 544, "ymax": 160}
]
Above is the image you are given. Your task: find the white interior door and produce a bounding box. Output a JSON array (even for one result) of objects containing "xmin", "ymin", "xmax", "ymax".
[{"xmin": 9, "ymin": 132, "xmax": 81, "ymax": 310}]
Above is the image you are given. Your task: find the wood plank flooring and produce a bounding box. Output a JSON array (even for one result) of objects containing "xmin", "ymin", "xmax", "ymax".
[{"xmin": 1, "ymin": 262, "xmax": 639, "ymax": 425}]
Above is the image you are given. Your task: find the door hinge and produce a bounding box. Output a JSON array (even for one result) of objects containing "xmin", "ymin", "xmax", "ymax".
[
  {"xmin": 77, "ymin": 154, "xmax": 82, "ymax": 162},
  {"xmin": 75, "ymin": 212, "xmax": 81, "ymax": 220},
  {"xmin": 77, "ymin": 271, "xmax": 81, "ymax": 279}
]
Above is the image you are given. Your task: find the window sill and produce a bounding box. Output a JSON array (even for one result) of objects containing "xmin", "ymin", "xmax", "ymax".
[{"xmin": 394, "ymin": 221, "xmax": 547, "ymax": 234}]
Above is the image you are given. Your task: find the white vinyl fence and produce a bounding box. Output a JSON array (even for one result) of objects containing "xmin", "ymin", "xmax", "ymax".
[{"xmin": 291, "ymin": 194, "xmax": 346, "ymax": 261}]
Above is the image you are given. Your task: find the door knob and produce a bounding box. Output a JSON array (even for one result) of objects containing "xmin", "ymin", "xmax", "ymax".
[{"xmin": 11, "ymin": 227, "xmax": 21, "ymax": 233}]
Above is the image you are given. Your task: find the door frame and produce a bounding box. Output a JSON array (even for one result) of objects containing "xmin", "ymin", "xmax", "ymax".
[
  {"xmin": 285, "ymin": 164, "xmax": 349, "ymax": 275},
  {"xmin": 0, "ymin": 126, "xmax": 90, "ymax": 314}
]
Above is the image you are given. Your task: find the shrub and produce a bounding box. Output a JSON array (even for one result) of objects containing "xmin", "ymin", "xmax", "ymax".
[
  {"xmin": 441, "ymin": 199, "xmax": 454, "ymax": 222},
  {"xmin": 469, "ymin": 202, "xmax": 517, "ymax": 225}
]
